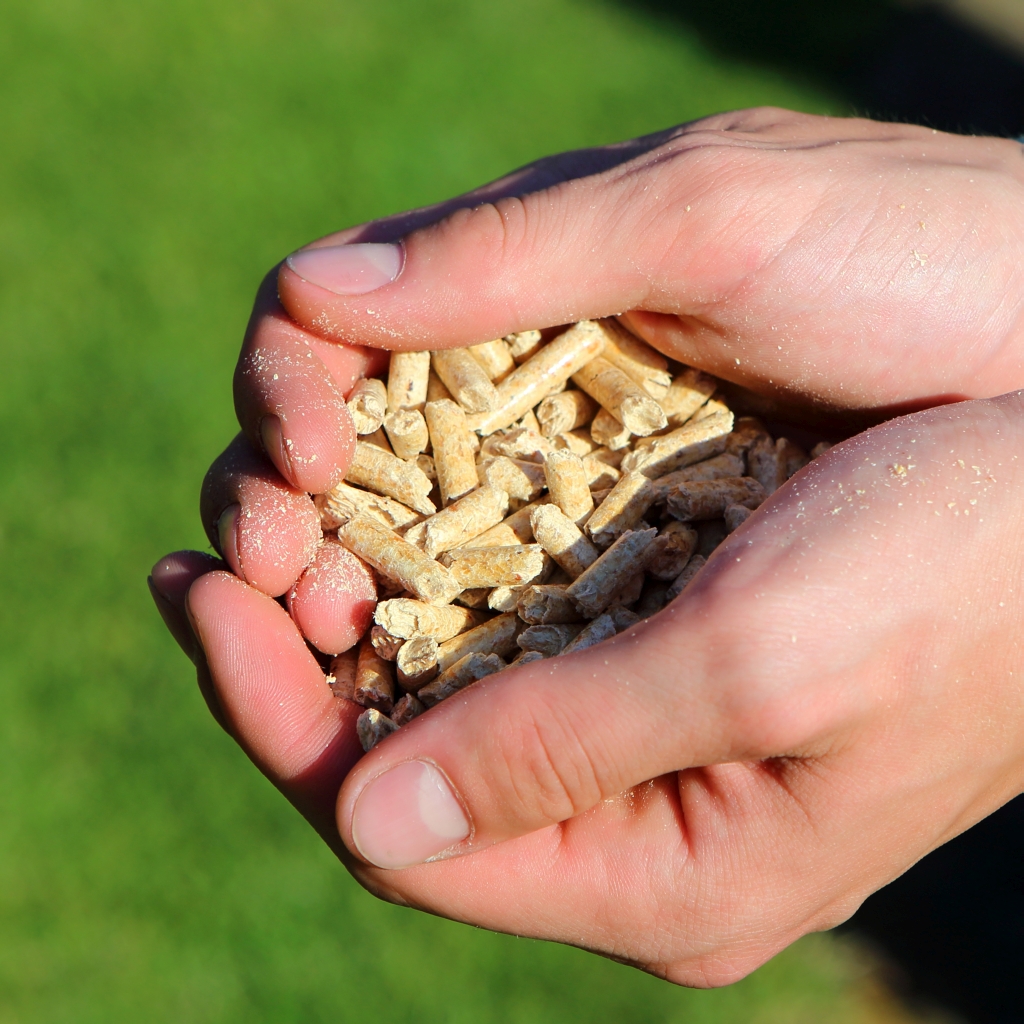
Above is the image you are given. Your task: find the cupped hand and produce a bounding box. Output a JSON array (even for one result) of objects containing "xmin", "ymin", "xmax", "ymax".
[
  {"xmin": 158, "ymin": 394, "xmax": 1024, "ymax": 983},
  {"xmin": 221, "ymin": 107, "xmax": 1024, "ymax": 592},
  {"xmin": 152, "ymin": 107, "xmax": 1024, "ymax": 982}
]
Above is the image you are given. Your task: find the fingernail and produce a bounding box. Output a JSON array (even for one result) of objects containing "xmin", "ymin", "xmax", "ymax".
[
  {"xmin": 260, "ymin": 415, "xmax": 293, "ymax": 481},
  {"xmin": 217, "ymin": 504, "xmax": 242, "ymax": 578},
  {"xmin": 286, "ymin": 243, "xmax": 403, "ymax": 296},
  {"xmin": 351, "ymin": 760, "xmax": 470, "ymax": 869}
]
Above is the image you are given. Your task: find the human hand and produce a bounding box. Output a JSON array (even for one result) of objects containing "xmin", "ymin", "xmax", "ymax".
[
  {"xmin": 216, "ymin": 107, "xmax": 1024, "ymax": 596},
  {"xmin": 157, "ymin": 393, "xmax": 1024, "ymax": 983},
  {"xmin": 151, "ymin": 107, "xmax": 1024, "ymax": 982}
]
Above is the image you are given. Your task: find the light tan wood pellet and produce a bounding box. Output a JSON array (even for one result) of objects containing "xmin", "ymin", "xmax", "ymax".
[
  {"xmin": 454, "ymin": 587, "xmax": 491, "ymax": 609},
  {"xmin": 383, "ymin": 409, "xmax": 429, "ymax": 460},
  {"xmin": 542, "ymin": 448, "xmax": 594, "ymax": 526},
  {"xmin": 374, "ymin": 599, "xmax": 488, "ymax": 643},
  {"xmin": 317, "ymin": 481, "xmax": 425, "ymax": 534},
  {"xmin": 426, "ymin": 369, "xmax": 453, "ymax": 403},
  {"xmin": 644, "ymin": 521, "xmax": 700, "ymax": 580},
  {"xmin": 518, "ymin": 408, "xmax": 543, "ymax": 433},
  {"xmin": 621, "ymin": 409, "xmax": 734, "ymax": 478},
  {"xmin": 469, "ymin": 339, "xmax": 515, "ymax": 381},
  {"xmin": 431, "ymin": 348, "xmax": 500, "ymax": 413},
  {"xmin": 418, "ymin": 652, "xmax": 507, "ymax": 707},
  {"xmin": 530, "ymin": 503, "xmax": 600, "ymax": 578},
  {"xmin": 354, "ymin": 635, "xmax": 395, "ymax": 712},
  {"xmin": 466, "ymin": 321, "xmax": 606, "ymax": 435},
  {"xmin": 462, "ymin": 498, "xmax": 548, "ymax": 549},
  {"xmin": 537, "ymin": 390, "xmax": 599, "ymax": 437},
  {"xmin": 571, "ymin": 355, "xmax": 667, "ymax": 436},
  {"xmin": 404, "ymin": 483, "xmax": 510, "ymax": 558},
  {"xmin": 390, "ymin": 692, "xmax": 426, "ymax": 726},
  {"xmin": 553, "ymin": 428, "xmax": 598, "ymax": 457},
  {"xmin": 487, "ymin": 554, "xmax": 554, "ymax": 612},
  {"xmin": 370, "ymin": 625, "xmax": 404, "ymax": 661},
  {"xmin": 395, "ymin": 636, "xmax": 440, "ymax": 692},
  {"xmin": 357, "ymin": 708, "xmax": 399, "ymax": 751},
  {"xmin": 649, "ymin": 452, "xmax": 746, "ymax": 501},
  {"xmin": 478, "ymin": 456, "xmax": 547, "ymax": 505},
  {"xmin": 516, "ymin": 622, "xmax": 586, "ymax": 656},
  {"xmin": 327, "ymin": 648, "xmax": 358, "ymax": 700},
  {"xmin": 347, "ymin": 377, "xmax": 388, "ymax": 434},
  {"xmin": 441, "ymin": 543, "xmax": 547, "ymax": 589},
  {"xmin": 480, "ymin": 427, "xmax": 552, "ymax": 463},
  {"xmin": 505, "ymin": 329, "xmax": 544, "ymax": 363},
  {"xmin": 585, "ymin": 471, "xmax": 657, "ymax": 548},
  {"xmin": 345, "ymin": 441, "xmax": 436, "ymax": 515},
  {"xmin": 660, "ymin": 367, "xmax": 717, "ymax": 426},
  {"xmin": 691, "ymin": 396, "xmax": 731, "ymax": 423},
  {"xmin": 424, "ymin": 399, "xmax": 481, "ymax": 506},
  {"xmin": 581, "ymin": 449, "xmax": 623, "ymax": 490},
  {"xmin": 387, "ymin": 351, "xmax": 431, "ymax": 413},
  {"xmin": 666, "ymin": 554, "xmax": 707, "ymax": 601},
  {"xmin": 435, "ymin": 612, "xmax": 522, "ymax": 672},
  {"xmin": 724, "ymin": 504, "xmax": 753, "ymax": 532},
  {"xmin": 595, "ymin": 319, "xmax": 671, "ymax": 399},
  {"xmin": 810, "ymin": 440, "xmax": 833, "ymax": 459},
  {"xmin": 566, "ymin": 527, "xmax": 657, "ymax": 617},
  {"xmin": 667, "ymin": 476, "xmax": 766, "ymax": 521},
  {"xmin": 517, "ymin": 583, "xmax": 580, "ymax": 624},
  {"xmin": 361, "ymin": 426, "xmax": 394, "ymax": 453},
  {"xmin": 590, "ymin": 407, "xmax": 633, "ymax": 450},
  {"xmin": 335, "ymin": 513, "xmax": 461, "ymax": 605}
]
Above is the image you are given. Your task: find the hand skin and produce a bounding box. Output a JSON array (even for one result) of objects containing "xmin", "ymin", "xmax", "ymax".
[{"xmin": 152, "ymin": 108, "xmax": 1024, "ymax": 984}]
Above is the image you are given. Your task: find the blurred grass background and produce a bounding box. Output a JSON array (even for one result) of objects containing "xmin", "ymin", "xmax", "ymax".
[{"xmin": 0, "ymin": 0, "xmax": 944, "ymax": 1019}]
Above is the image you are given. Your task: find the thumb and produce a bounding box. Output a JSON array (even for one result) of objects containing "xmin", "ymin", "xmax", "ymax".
[
  {"xmin": 333, "ymin": 545, "xmax": 847, "ymax": 872},
  {"xmin": 277, "ymin": 109, "xmax": 815, "ymax": 352}
]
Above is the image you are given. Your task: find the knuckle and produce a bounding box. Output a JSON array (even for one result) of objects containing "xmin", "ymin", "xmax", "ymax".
[{"xmin": 493, "ymin": 694, "xmax": 604, "ymax": 826}]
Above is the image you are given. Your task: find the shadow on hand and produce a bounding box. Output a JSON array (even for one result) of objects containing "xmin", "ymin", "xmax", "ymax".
[{"xmin": 621, "ymin": 0, "xmax": 1024, "ymax": 137}]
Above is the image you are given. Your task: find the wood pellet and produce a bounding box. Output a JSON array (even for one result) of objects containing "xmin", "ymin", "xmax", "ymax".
[{"xmin": 295, "ymin": 319, "xmax": 832, "ymax": 750}]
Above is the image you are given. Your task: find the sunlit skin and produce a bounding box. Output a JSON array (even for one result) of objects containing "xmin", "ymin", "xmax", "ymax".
[{"xmin": 151, "ymin": 109, "xmax": 1024, "ymax": 985}]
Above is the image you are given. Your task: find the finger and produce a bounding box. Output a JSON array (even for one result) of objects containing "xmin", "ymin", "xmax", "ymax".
[
  {"xmin": 148, "ymin": 550, "xmax": 229, "ymax": 729},
  {"xmin": 200, "ymin": 433, "xmax": 322, "ymax": 597},
  {"xmin": 149, "ymin": 549, "xmax": 225, "ymax": 658},
  {"xmin": 276, "ymin": 109, "xmax": 1024, "ymax": 412},
  {"xmin": 234, "ymin": 268, "xmax": 389, "ymax": 492},
  {"xmin": 187, "ymin": 570, "xmax": 363, "ymax": 847},
  {"xmin": 285, "ymin": 537, "xmax": 378, "ymax": 656},
  {"xmin": 273, "ymin": 108, "xmax": 869, "ymax": 349}
]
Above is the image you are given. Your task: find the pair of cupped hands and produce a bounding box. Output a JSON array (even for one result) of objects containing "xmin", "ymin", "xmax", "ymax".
[{"xmin": 149, "ymin": 108, "xmax": 1024, "ymax": 986}]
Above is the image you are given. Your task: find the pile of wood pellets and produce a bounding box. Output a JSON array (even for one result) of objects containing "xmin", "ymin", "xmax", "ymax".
[{"xmin": 312, "ymin": 319, "xmax": 829, "ymax": 751}]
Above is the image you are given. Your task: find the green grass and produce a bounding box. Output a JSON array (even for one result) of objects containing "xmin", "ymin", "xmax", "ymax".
[{"xmin": 0, "ymin": 0, "xmax": 910, "ymax": 1019}]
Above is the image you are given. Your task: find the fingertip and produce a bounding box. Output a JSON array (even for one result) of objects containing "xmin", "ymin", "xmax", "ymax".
[
  {"xmin": 285, "ymin": 538, "xmax": 377, "ymax": 655},
  {"xmin": 149, "ymin": 551, "xmax": 226, "ymax": 659},
  {"xmin": 216, "ymin": 504, "xmax": 242, "ymax": 577},
  {"xmin": 200, "ymin": 436, "xmax": 322, "ymax": 597}
]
